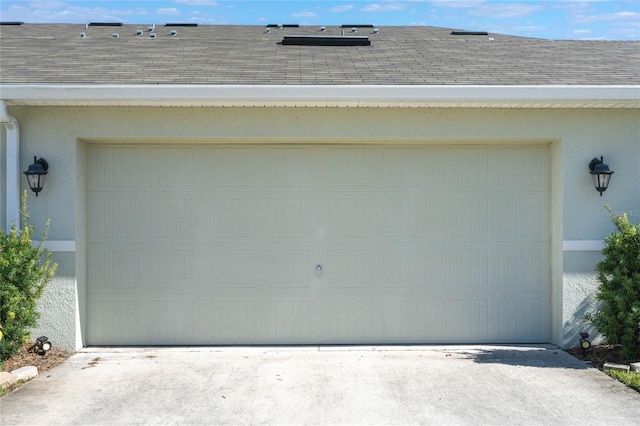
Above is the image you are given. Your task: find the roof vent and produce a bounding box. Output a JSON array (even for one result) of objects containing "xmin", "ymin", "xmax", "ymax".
[
  {"xmin": 268, "ymin": 24, "xmax": 299, "ymax": 28},
  {"xmin": 165, "ymin": 23, "xmax": 198, "ymax": 27},
  {"xmin": 351, "ymin": 27, "xmax": 357, "ymax": 33},
  {"xmin": 88, "ymin": 22, "xmax": 123, "ymax": 27},
  {"xmin": 281, "ymin": 35, "xmax": 370, "ymax": 46},
  {"xmin": 150, "ymin": 32, "xmax": 157, "ymax": 38},
  {"xmin": 373, "ymin": 28, "xmax": 379, "ymax": 34},
  {"xmin": 148, "ymin": 24, "xmax": 155, "ymax": 32},
  {"xmin": 451, "ymin": 30, "xmax": 489, "ymax": 36},
  {"xmin": 341, "ymin": 24, "xmax": 374, "ymax": 28},
  {"xmin": 266, "ymin": 28, "xmax": 271, "ymax": 33},
  {"xmin": 80, "ymin": 32, "xmax": 86, "ymax": 38},
  {"xmin": 136, "ymin": 30, "xmax": 143, "ymax": 36},
  {"xmin": 320, "ymin": 26, "xmax": 326, "ymax": 32},
  {"xmin": 111, "ymin": 32, "xmax": 119, "ymax": 38},
  {"xmin": 170, "ymin": 30, "xmax": 177, "ymax": 36},
  {"xmin": 0, "ymin": 21, "xmax": 24, "ymax": 25}
]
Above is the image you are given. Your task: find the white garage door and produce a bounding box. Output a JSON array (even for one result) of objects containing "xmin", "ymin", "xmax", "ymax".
[{"xmin": 87, "ymin": 144, "xmax": 550, "ymax": 345}]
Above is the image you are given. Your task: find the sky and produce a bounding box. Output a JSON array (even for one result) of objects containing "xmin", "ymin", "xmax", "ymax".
[{"xmin": 1, "ymin": 1, "xmax": 639, "ymax": 40}]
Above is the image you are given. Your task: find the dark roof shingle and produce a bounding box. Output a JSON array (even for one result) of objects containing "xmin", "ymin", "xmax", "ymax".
[{"xmin": 1, "ymin": 24, "xmax": 638, "ymax": 85}]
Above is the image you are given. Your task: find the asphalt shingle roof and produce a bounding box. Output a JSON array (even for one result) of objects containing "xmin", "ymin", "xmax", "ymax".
[{"xmin": 1, "ymin": 24, "xmax": 639, "ymax": 85}]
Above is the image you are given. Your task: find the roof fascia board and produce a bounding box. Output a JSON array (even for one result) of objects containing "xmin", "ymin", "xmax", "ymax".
[{"xmin": 1, "ymin": 84, "xmax": 638, "ymax": 108}]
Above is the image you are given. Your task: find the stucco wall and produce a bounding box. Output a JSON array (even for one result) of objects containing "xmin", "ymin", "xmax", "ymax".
[
  {"xmin": 29, "ymin": 253, "xmax": 79, "ymax": 350},
  {"xmin": 3, "ymin": 105, "xmax": 639, "ymax": 350},
  {"xmin": 562, "ymin": 251, "xmax": 606, "ymax": 348},
  {"xmin": 556, "ymin": 109, "xmax": 639, "ymax": 347}
]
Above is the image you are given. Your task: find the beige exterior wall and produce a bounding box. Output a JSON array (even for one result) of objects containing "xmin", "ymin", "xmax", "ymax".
[{"xmin": 3, "ymin": 105, "xmax": 639, "ymax": 350}]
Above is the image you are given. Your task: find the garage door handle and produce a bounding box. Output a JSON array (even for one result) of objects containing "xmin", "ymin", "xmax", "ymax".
[{"xmin": 315, "ymin": 264, "xmax": 323, "ymax": 277}]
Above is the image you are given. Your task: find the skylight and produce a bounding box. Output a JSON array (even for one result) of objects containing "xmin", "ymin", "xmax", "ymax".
[
  {"xmin": 281, "ymin": 35, "xmax": 371, "ymax": 46},
  {"xmin": 451, "ymin": 30, "xmax": 489, "ymax": 36},
  {"xmin": 88, "ymin": 22, "xmax": 123, "ymax": 27}
]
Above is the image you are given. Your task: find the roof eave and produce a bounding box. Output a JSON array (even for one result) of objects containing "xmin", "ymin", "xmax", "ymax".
[{"xmin": 1, "ymin": 84, "xmax": 639, "ymax": 108}]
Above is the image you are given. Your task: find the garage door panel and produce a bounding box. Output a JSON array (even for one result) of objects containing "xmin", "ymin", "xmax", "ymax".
[
  {"xmin": 90, "ymin": 247, "xmax": 140, "ymax": 289},
  {"xmin": 498, "ymin": 297, "xmax": 548, "ymax": 339},
  {"xmin": 263, "ymin": 198, "xmax": 312, "ymax": 237},
  {"xmin": 87, "ymin": 144, "xmax": 551, "ymax": 345},
  {"xmin": 325, "ymin": 248, "xmax": 373, "ymax": 288},
  {"xmin": 447, "ymin": 299, "xmax": 490, "ymax": 340},
  {"xmin": 498, "ymin": 247, "xmax": 548, "ymax": 289},
  {"xmin": 208, "ymin": 249, "xmax": 257, "ymax": 288},
  {"xmin": 383, "ymin": 147, "xmax": 427, "ymax": 186},
  {"xmin": 383, "ymin": 300, "xmax": 431, "ymax": 340},
  {"xmin": 151, "ymin": 147, "xmax": 195, "ymax": 187},
  {"xmin": 424, "ymin": 248, "xmax": 448, "ymax": 288},
  {"xmin": 425, "ymin": 194, "xmax": 449, "ymax": 238},
  {"xmin": 383, "ymin": 249, "xmax": 427, "ymax": 288},
  {"xmin": 148, "ymin": 248, "xmax": 196, "ymax": 288},
  {"xmin": 265, "ymin": 147, "xmax": 311, "ymax": 186},
  {"xmin": 327, "ymin": 300, "xmax": 376, "ymax": 342},
  {"xmin": 140, "ymin": 300, "xmax": 193, "ymax": 344},
  {"xmin": 383, "ymin": 198, "xmax": 427, "ymax": 237},
  {"xmin": 91, "ymin": 146, "xmax": 141, "ymax": 189},
  {"xmin": 208, "ymin": 198, "xmax": 259, "ymax": 237},
  {"xmin": 446, "ymin": 197, "xmax": 489, "ymax": 236},
  {"xmin": 324, "ymin": 147, "xmax": 374, "ymax": 187},
  {"xmin": 446, "ymin": 248, "xmax": 489, "ymax": 288},
  {"xmin": 259, "ymin": 301, "xmax": 316, "ymax": 342},
  {"xmin": 498, "ymin": 147, "xmax": 548, "ymax": 187},
  {"xmin": 150, "ymin": 197, "xmax": 197, "ymax": 238},
  {"xmin": 261, "ymin": 249, "xmax": 312, "ymax": 288},
  {"xmin": 445, "ymin": 296, "xmax": 548, "ymax": 342},
  {"xmin": 192, "ymin": 300, "xmax": 257, "ymax": 342},
  {"xmin": 492, "ymin": 196, "xmax": 549, "ymax": 239},
  {"xmin": 89, "ymin": 300, "xmax": 140, "ymax": 345},
  {"xmin": 445, "ymin": 148, "xmax": 488, "ymax": 186},
  {"xmin": 207, "ymin": 147, "xmax": 258, "ymax": 187},
  {"xmin": 326, "ymin": 198, "xmax": 373, "ymax": 238},
  {"xmin": 426, "ymin": 197, "xmax": 550, "ymax": 242},
  {"xmin": 425, "ymin": 194, "xmax": 490, "ymax": 240},
  {"xmin": 90, "ymin": 196, "xmax": 140, "ymax": 239}
]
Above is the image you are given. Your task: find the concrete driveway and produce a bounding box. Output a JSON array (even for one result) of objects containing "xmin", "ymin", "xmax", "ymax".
[{"xmin": 1, "ymin": 345, "xmax": 639, "ymax": 425}]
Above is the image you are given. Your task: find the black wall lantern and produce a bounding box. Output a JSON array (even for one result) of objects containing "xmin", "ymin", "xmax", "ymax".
[
  {"xmin": 588, "ymin": 156, "xmax": 613, "ymax": 196},
  {"xmin": 23, "ymin": 156, "xmax": 49, "ymax": 196}
]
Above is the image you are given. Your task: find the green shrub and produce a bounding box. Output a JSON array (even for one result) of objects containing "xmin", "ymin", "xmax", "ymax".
[
  {"xmin": 605, "ymin": 370, "xmax": 640, "ymax": 393},
  {"xmin": 588, "ymin": 207, "xmax": 640, "ymax": 359},
  {"xmin": 0, "ymin": 192, "xmax": 57, "ymax": 361}
]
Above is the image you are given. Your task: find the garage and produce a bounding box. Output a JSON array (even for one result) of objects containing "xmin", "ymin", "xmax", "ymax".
[{"xmin": 86, "ymin": 143, "xmax": 550, "ymax": 345}]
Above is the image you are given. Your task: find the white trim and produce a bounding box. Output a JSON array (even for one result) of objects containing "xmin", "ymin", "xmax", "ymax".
[
  {"xmin": 25, "ymin": 239, "xmax": 610, "ymax": 257},
  {"xmin": 2, "ymin": 84, "xmax": 639, "ymax": 108},
  {"xmin": 563, "ymin": 240, "xmax": 604, "ymax": 252},
  {"xmin": 33, "ymin": 240, "xmax": 76, "ymax": 252},
  {"xmin": 0, "ymin": 100, "xmax": 20, "ymax": 231}
]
